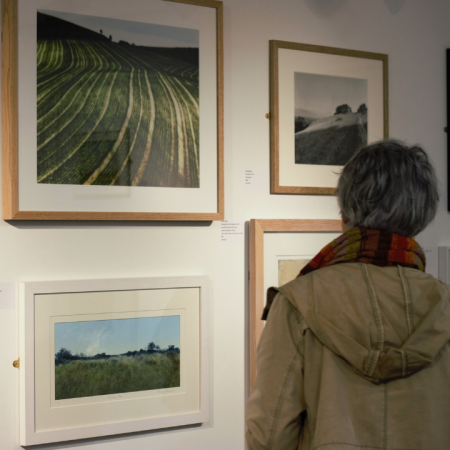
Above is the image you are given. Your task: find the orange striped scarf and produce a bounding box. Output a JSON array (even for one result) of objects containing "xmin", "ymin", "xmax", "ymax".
[{"xmin": 298, "ymin": 227, "xmax": 425, "ymax": 277}]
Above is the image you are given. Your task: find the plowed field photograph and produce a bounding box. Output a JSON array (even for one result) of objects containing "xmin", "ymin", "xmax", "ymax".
[
  {"xmin": 37, "ymin": 10, "xmax": 199, "ymax": 188},
  {"xmin": 294, "ymin": 72, "xmax": 368, "ymax": 166}
]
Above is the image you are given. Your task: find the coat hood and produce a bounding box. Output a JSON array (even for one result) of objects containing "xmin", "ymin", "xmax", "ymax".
[{"xmin": 275, "ymin": 263, "xmax": 450, "ymax": 383}]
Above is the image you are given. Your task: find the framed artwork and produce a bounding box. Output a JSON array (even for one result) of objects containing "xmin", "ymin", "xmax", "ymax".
[
  {"xmin": 2, "ymin": 0, "xmax": 224, "ymax": 220},
  {"xmin": 249, "ymin": 219, "xmax": 341, "ymax": 388},
  {"xmin": 269, "ymin": 40, "xmax": 389, "ymax": 195},
  {"xmin": 18, "ymin": 276, "xmax": 209, "ymax": 445}
]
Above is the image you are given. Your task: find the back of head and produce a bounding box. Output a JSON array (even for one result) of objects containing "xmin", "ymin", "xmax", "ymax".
[{"xmin": 336, "ymin": 140, "xmax": 439, "ymax": 237}]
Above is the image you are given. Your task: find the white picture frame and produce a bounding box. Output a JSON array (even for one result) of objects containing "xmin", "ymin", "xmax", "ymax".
[{"xmin": 18, "ymin": 276, "xmax": 209, "ymax": 445}]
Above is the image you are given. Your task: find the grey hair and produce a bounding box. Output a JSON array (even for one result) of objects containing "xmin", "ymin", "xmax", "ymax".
[{"xmin": 336, "ymin": 140, "xmax": 439, "ymax": 237}]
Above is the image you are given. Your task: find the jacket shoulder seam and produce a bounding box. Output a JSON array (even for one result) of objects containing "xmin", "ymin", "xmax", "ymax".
[{"xmin": 398, "ymin": 265, "xmax": 415, "ymax": 335}]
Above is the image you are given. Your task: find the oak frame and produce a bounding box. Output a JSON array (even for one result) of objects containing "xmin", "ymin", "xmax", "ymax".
[
  {"xmin": 2, "ymin": 0, "xmax": 224, "ymax": 221},
  {"xmin": 269, "ymin": 40, "xmax": 389, "ymax": 195},
  {"xmin": 249, "ymin": 219, "xmax": 342, "ymax": 389},
  {"xmin": 19, "ymin": 276, "xmax": 210, "ymax": 445}
]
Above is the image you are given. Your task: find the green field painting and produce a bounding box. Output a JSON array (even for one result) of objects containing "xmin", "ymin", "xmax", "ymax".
[
  {"xmin": 294, "ymin": 72, "xmax": 368, "ymax": 166},
  {"xmin": 37, "ymin": 11, "xmax": 199, "ymax": 187},
  {"xmin": 55, "ymin": 353, "xmax": 180, "ymax": 400},
  {"xmin": 54, "ymin": 316, "xmax": 181, "ymax": 400}
]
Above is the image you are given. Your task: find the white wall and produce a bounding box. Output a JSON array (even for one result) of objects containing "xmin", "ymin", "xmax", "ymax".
[{"xmin": 1, "ymin": 0, "xmax": 450, "ymax": 448}]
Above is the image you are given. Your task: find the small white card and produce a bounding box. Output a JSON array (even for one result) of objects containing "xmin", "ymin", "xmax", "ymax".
[
  {"xmin": 245, "ymin": 169, "xmax": 269, "ymax": 193},
  {"xmin": 0, "ymin": 283, "xmax": 16, "ymax": 309},
  {"xmin": 221, "ymin": 221, "xmax": 244, "ymax": 242}
]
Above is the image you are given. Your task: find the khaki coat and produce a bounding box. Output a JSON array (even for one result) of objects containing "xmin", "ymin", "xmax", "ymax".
[{"xmin": 246, "ymin": 263, "xmax": 450, "ymax": 450}]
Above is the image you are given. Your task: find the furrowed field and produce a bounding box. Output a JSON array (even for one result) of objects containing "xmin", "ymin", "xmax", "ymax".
[
  {"xmin": 37, "ymin": 13, "xmax": 199, "ymax": 187},
  {"xmin": 55, "ymin": 353, "xmax": 180, "ymax": 400},
  {"xmin": 295, "ymin": 112, "xmax": 367, "ymax": 165}
]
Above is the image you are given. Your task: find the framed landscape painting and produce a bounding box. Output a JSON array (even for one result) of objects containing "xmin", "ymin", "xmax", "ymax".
[
  {"xmin": 269, "ymin": 41, "xmax": 388, "ymax": 194},
  {"xmin": 19, "ymin": 276, "xmax": 209, "ymax": 445},
  {"xmin": 249, "ymin": 219, "xmax": 341, "ymax": 389},
  {"xmin": 2, "ymin": 0, "xmax": 224, "ymax": 220}
]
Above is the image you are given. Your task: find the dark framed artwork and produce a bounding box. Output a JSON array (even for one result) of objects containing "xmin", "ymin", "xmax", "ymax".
[
  {"xmin": 269, "ymin": 40, "xmax": 389, "ymax": 195},
  {"xmin": 2, "ymin": 0, "xmax": 224, "ymax": 220},
  {"xmin": 447, "ymin": 49, "xmax": 450, "ymax": 212}
]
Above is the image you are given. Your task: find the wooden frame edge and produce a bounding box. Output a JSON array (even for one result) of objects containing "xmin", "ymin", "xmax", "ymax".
[
  {"xmin": 216, "ymin": 1, "xmax": 225, "ymax": 220},
  {"xmin": 269, "ymin": 39, "xmax": 389, "ymax": 195},
  {"xmin": 2, "ymin": 0, "xmax": 19, "ymax": 220},
  {"xmin": 382, "ymin": 53, "xmax": 389, "ymax": 139},
  {"xmin": 270, "ymin": 39, "xmax": 388, "ymax": 61},
  {"xmin": 249, "ymin": 219, "xmax": 342, "ymax": 390},
  {"xmin": 4, "ymin": 0, "xmax": 224, "ymax": 221},
  {"xmin": 269, "ymin": 41, "xmax": 279, "ymax": 194},
  {"xmin": 7, "ymin": 211, "xmax": 222, "ymax": 221}
]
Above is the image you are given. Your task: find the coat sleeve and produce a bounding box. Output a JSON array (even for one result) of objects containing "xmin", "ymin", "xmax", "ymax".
[{"xmin": 246, "ymin": 293, "xmax": 307, "ymax": 450}]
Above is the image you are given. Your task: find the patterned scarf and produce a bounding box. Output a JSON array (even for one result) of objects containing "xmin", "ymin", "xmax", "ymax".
[{"xmin": 262, "ymin": 227, "xmax": 425, "ymax": 320}]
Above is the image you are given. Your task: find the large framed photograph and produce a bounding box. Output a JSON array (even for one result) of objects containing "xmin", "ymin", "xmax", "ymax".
[
  {"xmin": 2, "ymin": 0, "xmax": 223, "ymax": 220},
  {"xmin": 269, "ymin": 41, "xmax": 388, "ymax": 194},
  {"xmin": 249, "ymin": 219, "xmax": 341, "ymax": 388},
  {"xmin": 18, "ymin": 276, "xmax": 209, "ymax": 445}
]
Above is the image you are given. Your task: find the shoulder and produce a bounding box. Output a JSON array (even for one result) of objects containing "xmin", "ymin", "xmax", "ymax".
[{"xmin": 275, "ymin": 263, "xmax": 364, "ymax": 305}]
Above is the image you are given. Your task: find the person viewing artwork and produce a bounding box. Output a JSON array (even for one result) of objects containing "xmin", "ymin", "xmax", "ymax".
[{"xmin": 246, "ymin": 140, "xmax": 450, "ymax": 449}]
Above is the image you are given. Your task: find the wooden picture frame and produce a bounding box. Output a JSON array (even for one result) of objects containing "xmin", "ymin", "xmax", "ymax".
[
  {"xmin": 269, "ymin": 40, "xmax": 389, "ymax": 195},
  {"xmin": 2, "ymin": 0, "xmax": 224, "ymax": 221},
  {"xmin": 19, "ymin": 276, "xmax": 209, "ymax": 445},
  {"xmin": 249, "ymin": 219, "xmax": 342, "ymax": 389}
]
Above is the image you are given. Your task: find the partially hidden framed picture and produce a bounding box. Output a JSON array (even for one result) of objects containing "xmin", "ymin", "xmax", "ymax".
[
  {"xmin": 2, "ymin": 0, "xmax": 223, "ymax": 220},
  {"xmin": 19, "ymin": 276, "xmax": 209, "ymax": 445},
  {"xmin": 249, "ymin": 219, "xmax": 341, "ymax": 388},
  {"xmin": 269, "ymin": 40, "xmax": 389, "ymax": 195}
]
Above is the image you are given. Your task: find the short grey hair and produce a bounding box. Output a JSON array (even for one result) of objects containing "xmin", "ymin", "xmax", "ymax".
[{"xmin": 336, "ymin": 140, "xmax": 439, "ymax": 237}]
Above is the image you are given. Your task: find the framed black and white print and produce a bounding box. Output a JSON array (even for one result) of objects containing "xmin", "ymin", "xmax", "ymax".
[
  {"xmin": 269, "ymin": 40, "xmax": 389, "ymax": 195},
  {"xmin": 2, "ymin": 0, "xmax": 224, "ymax": 220},
  {"xmin": 19, "ymin": 276, "xmax": 209, "ymax": 445}
]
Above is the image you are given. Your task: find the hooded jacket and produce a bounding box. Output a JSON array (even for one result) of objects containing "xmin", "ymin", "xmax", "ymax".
[{"xmin": 246, "ymin": 262, "xmax": 450, "ymax": 450}]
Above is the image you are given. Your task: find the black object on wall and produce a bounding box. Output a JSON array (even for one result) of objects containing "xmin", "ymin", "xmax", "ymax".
[{"xmin": 447, "ymin": 49, "xmax": 450, "ymax": 211}]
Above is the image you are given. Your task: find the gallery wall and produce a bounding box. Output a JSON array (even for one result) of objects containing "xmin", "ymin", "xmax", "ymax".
[{"xmin": 1, "ymin": 0, "xmax": 450, "ymax": 449}]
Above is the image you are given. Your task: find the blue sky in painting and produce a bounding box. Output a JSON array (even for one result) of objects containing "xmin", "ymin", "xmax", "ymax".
[
  {"xmin": 55, "ymin": 316, "xmax": 180, "ymax": 356},
  {"xmin": 39, "ymin": 9, "xmax": 199, "ymax": 48}
]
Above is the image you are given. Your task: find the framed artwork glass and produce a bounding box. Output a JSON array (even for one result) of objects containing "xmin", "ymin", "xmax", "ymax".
[
  {"xmin": 2, "ymin": 0, "xmax": 224, "ymax": 220},
  {"xmin": 269, "ymin": 40, "xmax": 389, "ymax": 194},
  {"xmin": 249, "ymin": 219, "xmax": 341, "ymax": 388},
  {"xmin": 18, "ymin": 276, "xmax": 209, "ymax": 445}
]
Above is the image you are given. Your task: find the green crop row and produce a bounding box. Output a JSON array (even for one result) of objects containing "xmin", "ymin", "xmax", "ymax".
[
  {"xmin": 55, "ymin": 353, "xmax": 180, "ymax": 400},
  {"xmin": 37, "ymin": 38, "xmax": 200, "ymax": 188}
]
